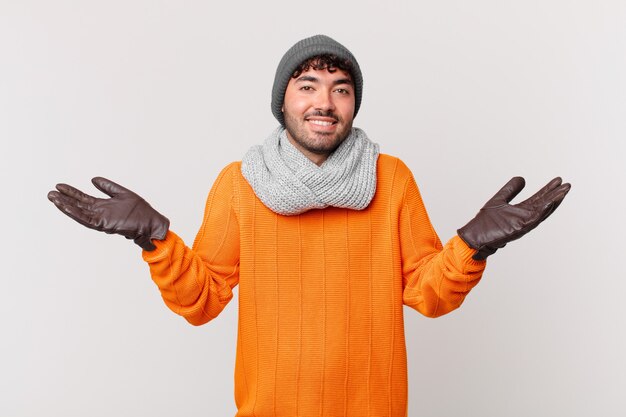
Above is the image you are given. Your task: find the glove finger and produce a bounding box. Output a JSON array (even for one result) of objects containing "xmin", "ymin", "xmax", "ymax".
[
  {"xmin": 54, "ymin": 183, "xmax": 97, "ymax": 205},
  {"xmin": 537, "ymin": 183, "xmax": 571, "ymax": 222},
  {"xmin": 484, "ymin": 177, "xmax": 526, "ymax": 207},
  {"xmin": 49, "ymin": 195, "xmax": 99, "ymax": 230},
  {"xmin": 519, "ymin": 177, "xmax": 562, "ymax": 206},
  {"xmin": 534, "ymin": 182, "xmax": 570, "ymax": 210},
  {"xmin": 91, "ymin": 177, "xmax": 132, "ymax": 198},
  {"xmin": 48, "ymin": 190, "xmax": 95, "ymax": 211}
]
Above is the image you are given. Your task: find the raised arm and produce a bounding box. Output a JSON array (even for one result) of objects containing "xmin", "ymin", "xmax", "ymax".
[
  {"xmin": 47, "ymin": 168, "xmax": 241, "ymax": 326},
  {"xmin": 401, "ymin": 174, "xmax": 570, "ymax": 318},
  {"xmin": 400, "ymin": 174, "xmax": 486, "ymax": 317},
  {"xmin": 141, "ymin": 164, "xmax": 241, "ymax": 325}
]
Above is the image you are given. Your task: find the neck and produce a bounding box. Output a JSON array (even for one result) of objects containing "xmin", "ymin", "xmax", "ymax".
[{"xmin": 284, "ymin": 132, "xmax": 330, "ymax": 166}]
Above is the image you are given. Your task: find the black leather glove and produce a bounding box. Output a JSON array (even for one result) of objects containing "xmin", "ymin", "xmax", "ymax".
[
  {"xmin": 457, "ymin": 177, "xmax": 571, "ymax": 260},
  {"xmin": 47, "ymin": 177, "xmax": 170, "ymax": 251}
]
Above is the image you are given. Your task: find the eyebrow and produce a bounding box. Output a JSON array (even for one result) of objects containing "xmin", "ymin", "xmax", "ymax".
[{"xmin": 294, "ymin": 75, "xmax": 353, "ymax": 86}]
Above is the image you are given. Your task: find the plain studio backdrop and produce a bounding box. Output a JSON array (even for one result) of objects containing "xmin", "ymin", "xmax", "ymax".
[{"xmin": 1, "ymin": 1, "xmax": 624, "ymax": 416}]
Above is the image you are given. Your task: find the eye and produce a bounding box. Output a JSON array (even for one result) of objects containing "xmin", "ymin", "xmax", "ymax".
[
  {"xmin": 300, "ymin": 85, "xmax": 314, "ymax": 91},
  {"xmin": 335, "ymin": 88, "xmax": 350, "ymax": 95}
]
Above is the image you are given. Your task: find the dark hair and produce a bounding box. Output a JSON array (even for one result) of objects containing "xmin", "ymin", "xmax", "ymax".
[{"xmin": 292, "ymin": 54, "xmax": 354, "ymax": 79}]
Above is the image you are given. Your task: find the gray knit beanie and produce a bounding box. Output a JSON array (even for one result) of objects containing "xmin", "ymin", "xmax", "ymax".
[{"xmin": 271, "ymin": 34, "xmax": 363, "ymax": 126}]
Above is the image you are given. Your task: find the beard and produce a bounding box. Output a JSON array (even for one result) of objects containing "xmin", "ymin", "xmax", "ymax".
[{"xmin": 283, "ymin": 109, "xmax": 353, "ymax": 156}]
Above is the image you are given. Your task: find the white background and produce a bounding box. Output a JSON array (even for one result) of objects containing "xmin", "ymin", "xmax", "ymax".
[{"xmin": 2, "ymin": 1, "xmax": 625, "ymax": 416}]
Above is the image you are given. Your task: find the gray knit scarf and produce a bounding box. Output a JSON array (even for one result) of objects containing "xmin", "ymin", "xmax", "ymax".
[{"xmin": 241, "ymin": 127, "xmax": 380, "ymax": 216}]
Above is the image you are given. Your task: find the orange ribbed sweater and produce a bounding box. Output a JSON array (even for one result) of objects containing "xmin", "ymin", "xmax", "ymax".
[{"xmin": 143, "ymin": 154, "xmax": 485, "ymax": 417}]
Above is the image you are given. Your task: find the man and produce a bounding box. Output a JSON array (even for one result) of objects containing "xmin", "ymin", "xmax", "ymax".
[{"xmin": 48, "ymin": 35, "xmax": 570, "ymax": 416}]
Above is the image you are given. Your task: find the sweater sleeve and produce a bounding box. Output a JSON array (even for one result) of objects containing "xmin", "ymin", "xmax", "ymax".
[
  {"xmin": 142, "ymin": 163, "xmax": 241, "ymax": 326},
  {"xmin": 400, "ymin": 172, "xmax": 486, "ymax": 318}
]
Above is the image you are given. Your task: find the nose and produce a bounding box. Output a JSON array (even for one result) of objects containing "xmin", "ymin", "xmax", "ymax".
[{"xmin": 313, "ymin": 89, "xmax": 336, "ymax": 112}]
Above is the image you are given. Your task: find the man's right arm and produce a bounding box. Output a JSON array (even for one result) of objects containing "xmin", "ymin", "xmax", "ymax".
[{"xmin": 142, "ymin": 163, "xmax": 241, "ymax": 326}]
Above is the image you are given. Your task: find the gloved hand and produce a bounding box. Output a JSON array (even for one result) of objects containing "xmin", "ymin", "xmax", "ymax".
[
  {"xmin": 457, "ymin": 177, "xmax": 571, "ymax": 260},
  {"xmin": 47, "ymin": 177, "xmax": 170, "ymax": 251}
]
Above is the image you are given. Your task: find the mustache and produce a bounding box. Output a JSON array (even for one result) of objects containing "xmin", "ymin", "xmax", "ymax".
[{"xmin": 304, "ymin": 110, "xmax": 340, "ymax": 121}]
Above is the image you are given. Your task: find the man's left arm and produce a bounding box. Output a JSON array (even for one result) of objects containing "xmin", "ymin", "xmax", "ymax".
[
  {"xmin": 399, "ymin": 174, "xmax": 485, "ymax": 317},
  {"xmin": 401, "ymin": 175, "xmax": 570, "ymax": 318}
]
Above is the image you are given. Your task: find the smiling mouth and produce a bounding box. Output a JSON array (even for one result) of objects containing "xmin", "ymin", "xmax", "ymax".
[{"xmin": 307, "ymin": 119, "xmax": 336, "ymax": 126}]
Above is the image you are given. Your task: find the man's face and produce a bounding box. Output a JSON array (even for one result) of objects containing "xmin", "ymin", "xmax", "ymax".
[{"xmin": 282, "ymin": 67, "xmax": 355, "ymax": 165}]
